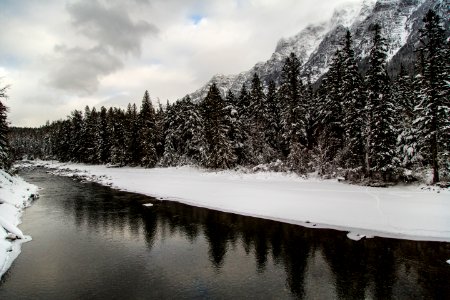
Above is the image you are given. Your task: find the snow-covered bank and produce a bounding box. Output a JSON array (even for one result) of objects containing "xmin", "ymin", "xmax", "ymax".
[
  {"xmin": 24, "ymin": 160, "xmax": 450, "ymax": 242},
  {"xmin": 0, "ymin": 170, "xmax": 38, "ymax": 278}
]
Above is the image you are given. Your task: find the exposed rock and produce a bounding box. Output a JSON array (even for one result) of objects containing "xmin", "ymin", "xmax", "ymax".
[{"xmin": 188, "ymin": 0, "xmax": 448, "ymax": 102}]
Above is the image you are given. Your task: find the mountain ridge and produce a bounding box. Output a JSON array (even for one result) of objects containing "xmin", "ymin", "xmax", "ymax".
[{"xmin": 187, "ymin": 0, "xmax": 447, "ymax": 102}]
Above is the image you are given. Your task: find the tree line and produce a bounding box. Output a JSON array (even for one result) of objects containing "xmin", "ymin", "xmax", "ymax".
[{"xmin": 10, "ymin": 11, "xmax": 449, "ymax": 183}]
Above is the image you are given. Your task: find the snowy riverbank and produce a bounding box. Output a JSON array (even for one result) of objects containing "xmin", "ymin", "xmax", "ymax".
[
  {"xmin": 0, "ymin": 170, "xmax": 38, "ymax": 278},
  {"xmin": 21, "ymin": 160, "xmax": 450, "ymax": 242}
]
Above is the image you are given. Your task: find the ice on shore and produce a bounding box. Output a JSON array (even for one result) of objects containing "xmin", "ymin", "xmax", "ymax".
[{"xmin": 0, "ymin": 170, "xmax": 38, "ymax": 278}]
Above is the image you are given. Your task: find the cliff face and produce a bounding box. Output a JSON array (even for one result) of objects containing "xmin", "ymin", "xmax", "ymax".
[{"xmin": 188, "ymin": 0, "xmax": 448, "ymax": 102}]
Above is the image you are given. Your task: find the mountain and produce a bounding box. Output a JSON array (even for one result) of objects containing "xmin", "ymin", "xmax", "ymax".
[{"xmin": 188, "ymin": 0, "xmax": 448, "ymax": 102}]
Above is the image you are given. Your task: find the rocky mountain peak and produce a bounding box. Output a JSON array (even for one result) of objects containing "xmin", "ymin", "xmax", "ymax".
[{"xmin": 187, "ymin": 0, "xmax": 446, "ymax": 103}]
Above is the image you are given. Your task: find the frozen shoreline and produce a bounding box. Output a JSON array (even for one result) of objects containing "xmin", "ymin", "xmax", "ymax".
[
  {"xmin": 22, "ymin": 160, "xmax": 450, "ymax": 242},
  {"xmin": 0, "ymin": 170, "xmax": 38, "ymax": 279}
]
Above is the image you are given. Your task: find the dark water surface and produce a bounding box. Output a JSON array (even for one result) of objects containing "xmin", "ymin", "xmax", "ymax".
[{"xmin": 0, "ymin": 168, "xmax": 449, "ymax": 299}]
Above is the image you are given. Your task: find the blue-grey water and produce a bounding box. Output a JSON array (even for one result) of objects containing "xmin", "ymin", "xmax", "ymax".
[{"xmin": 0, "ymin": 168, "xmax": 449, "ymax": 299}]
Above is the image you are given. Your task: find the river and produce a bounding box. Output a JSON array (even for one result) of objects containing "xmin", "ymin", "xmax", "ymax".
[{"xmin": 0, "ymin": 168, "xmax": 448, "ymax": 299}]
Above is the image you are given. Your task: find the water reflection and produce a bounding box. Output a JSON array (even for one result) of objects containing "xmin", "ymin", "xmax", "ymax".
[
  {"xmin": 63, "ymin": 178, "xmax": 449, "ymax": 299},
  {"xmin": 3, "ymin": 169, "xmax": 450, "ymax": 299}
]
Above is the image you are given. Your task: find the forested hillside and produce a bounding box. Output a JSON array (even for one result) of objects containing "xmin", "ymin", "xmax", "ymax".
[{"xmin": 11, "ymin": 11, "xmax": 449, "ymax": 184}]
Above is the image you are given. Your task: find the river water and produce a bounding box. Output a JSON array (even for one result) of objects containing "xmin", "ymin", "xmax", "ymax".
[{"xmin": 0, "ymin": 168, "xmax": 448, "ymax": 299}]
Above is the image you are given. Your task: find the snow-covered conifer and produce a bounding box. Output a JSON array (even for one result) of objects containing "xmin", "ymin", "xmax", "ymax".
[
  {"xmin": 365, "ymin": 24, "xmax": 397, "ymax": 179},
  {"xmin": 139, "ymin": 91, "xmax": 158, "ymax": 168},
  {"xmin": 413, "ymin": 10, "xmax": 449, "ymax": 183},
  {"xmin": 201, "ymin": 83, "xmax": 236, "ymax": 169}
]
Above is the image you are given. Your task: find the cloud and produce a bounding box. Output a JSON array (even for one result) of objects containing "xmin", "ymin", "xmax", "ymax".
[
  {"xmin": 2, "ymin": 0, "xmax": 364, "ymax": 126},
  {"xmin": 45, "ymin": 0, "xmax": 158, "ymax": 94},
  {"xmin": 67, "ymin": 0, "xmax": 158, "ymax": 56},
  {"xmin": 46, "ymin": 45, "xmax": 123, "ymax": 95}
]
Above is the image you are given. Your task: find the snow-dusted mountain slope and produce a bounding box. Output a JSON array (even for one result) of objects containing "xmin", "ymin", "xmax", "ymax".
[{"xmin": 188, "ymin": 0, "xmax": 447, "ymax": 102}]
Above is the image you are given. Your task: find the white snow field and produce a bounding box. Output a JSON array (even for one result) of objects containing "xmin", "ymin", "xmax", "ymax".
[
  {"xmin": 0, "ymin": 170, "xmax": 38, "ymax": 278},
  {"xmin": 27, "ymin": 160, "xmax": 450, "ymax": 242}
]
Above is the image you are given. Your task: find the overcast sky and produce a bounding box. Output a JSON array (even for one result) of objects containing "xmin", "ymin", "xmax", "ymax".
[{"xmin": 1, "ymin": 0, "xmax": 361, "ymax": 127}]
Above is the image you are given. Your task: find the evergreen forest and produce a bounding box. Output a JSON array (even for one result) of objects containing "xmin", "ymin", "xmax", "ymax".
[{"xmin": 9, "ymin": 12, "xmax": 449, "ymax": 184}]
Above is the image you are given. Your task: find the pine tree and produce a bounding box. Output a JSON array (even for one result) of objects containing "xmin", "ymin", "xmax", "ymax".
[
  {"xmin": 154, "ymin": 100, "xmax": 166, "ymax": 159},
  {"xmin": 224, "ymin": 90, "xmax": 250, "ymax": 165},
  {"xmin": 250, "ymin": 73, "xmax": 267, "ymax": 128},
  {"xmin": 414, "ymin": 10, "xmax": 449, "ymax": 183},
  {"xmin": 249, "ymin": 73, "xmax": 272, "ymax": 163},
  {"xmin": 139, "ymin": 90, "xmax": 158, "ymax": 168},
  {"xmin": 69, "ymin": 110, "xmax": 84, "ymax": 162},
  {"xmin": 201, "ymin": 83, "xmax": 236, "ymax": 168},
  {"xmin": 0, "ymin": 85, "xmax": 10, "ymax": 168},
  {"xmin": 235, "ymin": 85, "xmax": 255, "ymax": 165},
  {"xmin": 279, "ymin": 52, "xmax": 308, "ymax": 171},
  {"xmin": 393, "ymin": 65, "xmax": 420, "ymax": 170},
  {"xmin": 161, "ymin": 102, "xmax": 179, "ymax": 166},
  {"xmin": 179, "ymin": 96, "xmax": 207, "ymax": 164},
  {"xmin": 109, "ymin": 108, "xmax": 127, "ymax": 166},
  {"xmin": 237, "ymin": 84, "xmax": 251, "ymax": 120},
  {"xmin": 125, "ymin": 103, "xmax": 140, "ymax": 165},
  {"xmin": 81, "ymin": 106, "xmax": 98, "ymax": 164},
  {"xmin": 340, "ymin": 31, "xmax": 365, "ymax": 170},
  {"xmin": 52, "ymin": 120, "xmax": 71, "ymax": 161},
  {"xmin": 303, "ymin": 75, "xmax": 316, "ymax": 150},
  {"xmin": 265, "ymin": 80, "xmax": 282, "ymax": 154},
  {"xmin": 96, "ymin": 106, "xmax": 111, "ymax": 164},
  {"xmin": 315, "ymin": 49, "xmax": 345, "ymax": 174},
  {"xmin": 279, "ymin": 53, "xmax": 306, "ymax": 151},
  {"xmin": 365, "ymin": 24, "xmax": 397, "ymax": 180}
]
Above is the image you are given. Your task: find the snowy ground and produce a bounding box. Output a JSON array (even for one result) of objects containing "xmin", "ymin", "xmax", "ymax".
[
  {"xmin": 21, "ymin": 160, "xmax": 450, "ymax": 243},
  {"xmin": 0, "ymin": 170, "xmax": 38, "ymax": 279}
]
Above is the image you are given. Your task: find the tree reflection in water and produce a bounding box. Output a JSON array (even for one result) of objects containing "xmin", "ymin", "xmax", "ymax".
[{"xmin": 51, "ymin": 176, "xmax": 450, "ymax": 299}]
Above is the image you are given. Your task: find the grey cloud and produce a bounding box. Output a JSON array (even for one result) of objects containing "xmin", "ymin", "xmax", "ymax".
[
  {"xmin": 47, "ymin": 45, "xmax": 123, "ymax": 95},
  {"xmin": 67, "ymin": 0, "xmax": 158, "ymax": 56},
  {"xmin": 46, "ymin": 0, "xmax": 158, "ymax": 94}
]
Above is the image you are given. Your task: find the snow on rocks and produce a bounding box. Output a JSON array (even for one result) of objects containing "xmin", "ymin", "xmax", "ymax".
[
  {"xmin": 0, "ymin": 169, "xmax": 38, "ymax": 278},
  {"xmin": 25, "ymin": 160, "xmax": 450, "ymax": 243},
  {"xmin": 346, "ymin": 232, "xmax": 374, "ymax": 241}
]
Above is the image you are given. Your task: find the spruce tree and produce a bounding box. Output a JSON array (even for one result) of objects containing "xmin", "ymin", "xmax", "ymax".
[
  {"xmin": 249, "ymin": 73, "xmax": 272, "ymax": 163},
  {"xmin": 162, "ymin": 102, "xmax": 179, "ymax": 166},
  {"xmin": 414, "ymin": 10, "xmax": 449, "ymax": 183},
  {"xmin": 81, "ymin": 106, "xmax": 98, "ymax": 163},
  {"xmin": 139, "ymin": 90, "xmax": 158, "ymax": 167},
  {"xmin": 0, "ymin": 85, "xmax": 10, "ymax": 169},
  {"xmin": 250, "ymin": 73, "xmax": 267, "ymax": 128},
  {"xmin": 279, "ymin": 53, "xmax": 306, "ymax": 152},
  {"xmin": 365, "ymin": 24, "xmax": 397, "ymax": 180},
  {"xmin": 179, "ymin": 96, "xmax": 207, "ymax": 164},
  {"xmin": 237, "ymin": 84, "xmax": 251, "ymax": 120},
  {"xmin": 154, "ymin": 100, "xmax": 166, "ymax": 159},
  {"xmin": 236, "ymin": 85, "xmax": 254, "ymax": 165},
  {"xmin": 279, "ymin": 52, "xmax": 308, "ymax": 171},
  {"xmin": 393, "ymin": 65, "xmax": 420, "ymax": 170},
  {"xmin": 125, "ymin": 103, "xmax": 140, "ymax": 165},
  {"xmin": 96, "ymin": 106, "xmax": 111, "ymax": 164},
  {"xmin": 303, "ymin": 75, "xmax": 316, "ymax": 150},
  {"xmin": 109, "ymin": 108, "xmax": 127, "ymax": 166},
  {"xmin": 265, "ymin": 80, "xmax": 282, "ymax": 154},
  {"xmin": 201, "ymin": 83, "xmax": 236, "ymax": 169},
  {"xmin": 69, "ymin": 110, "xmax": 84, "ymax": 162},
  {"xmin": 224, "ymin": 90, "xmax": 246, "ymax": 164},
  {"xmin": 315, "ymin": 49, "xmax": 345, "ymax": 174},
  {"xmin": 340, "ymin": 31, "xmax": 365, "ymax": 170}
]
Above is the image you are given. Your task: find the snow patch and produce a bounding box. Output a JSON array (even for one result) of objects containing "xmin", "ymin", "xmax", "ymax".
[
  {"xmin": 347, "ymin": 232, "xmax": 374, "ymax": 241},
  {"xmin": 0, "ymin": 169, "xmax": 38, "ymax": 279},
  {"xmin": 143, "ymin": 203, "xmax": 154, "ymax": 207},
  {"xmin": 24, "ymin": 160, "xmax": 450, "ymax": 242}
]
